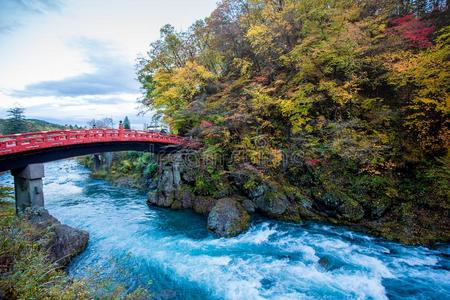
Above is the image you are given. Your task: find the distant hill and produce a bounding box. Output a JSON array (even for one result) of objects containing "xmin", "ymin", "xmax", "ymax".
[{"xmin": 0, "ymin": 118, "xmax": 64, "ymax": 135}]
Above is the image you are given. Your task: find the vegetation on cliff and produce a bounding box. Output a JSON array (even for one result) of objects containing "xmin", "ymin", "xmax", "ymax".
[{"xmin": 136, "ymin": 0, "xmax": 449, "ymax": 244}]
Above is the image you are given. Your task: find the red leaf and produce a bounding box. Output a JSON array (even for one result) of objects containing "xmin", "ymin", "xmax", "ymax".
[{"xmin": 387, "ymin": 14, "xmax": 435, "ymax": 48}]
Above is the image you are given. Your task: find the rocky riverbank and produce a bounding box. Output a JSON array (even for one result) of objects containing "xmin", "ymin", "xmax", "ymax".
[
  {"xmin": 22, "ymin": 208, "xmax": 89, "ymax": 266},
  {"xmin": 0, "ymin": 202, "xmax": 89, "ymax": 299},
  {"xmin": 82, "ymin": 150, "xmax": 449, "ymax": 245},
  {"xmin": 144, "ymin": 152, "xmax": 450, "ymax": 245}
]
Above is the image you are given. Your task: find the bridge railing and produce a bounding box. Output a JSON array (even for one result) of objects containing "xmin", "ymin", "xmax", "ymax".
[{"xmin": 0, "ymin": 129, "xmax": 196, "ymax": 155}]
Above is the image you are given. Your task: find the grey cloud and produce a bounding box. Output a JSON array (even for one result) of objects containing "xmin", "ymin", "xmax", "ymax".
[
  {"xmin": 13, "ymin": 39, "xmax": 140, "ymax": 97},
  {"xmin": 0, "ymin": 0, "xmax": 62, "ymax": 34},
  {"xmin": 15, "ymin": 0, "xmax": 62, "ymax": 14}
]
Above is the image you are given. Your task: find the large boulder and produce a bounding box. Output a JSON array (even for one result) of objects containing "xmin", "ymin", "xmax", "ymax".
[
  {"xmin": 193, "ymin": 196, "xmax": 216, "ymax": 215},
  {"xmin": 229, "ymin": 172, "xmax": 290, "ymax": 217},
  {"xmin": 207, "ymin": 198, "xmax": 250, "ymax": 237},
  {"xmin": 23, "ymin": 208, "xmax": 89, "ymax": 267},
  {"xmin": 254, "ymin": 191, "xmax": 289, "ymax": 216},
  {"xmin": 241, "ymin": 198, "xmax": 256, "ymax": 213}
]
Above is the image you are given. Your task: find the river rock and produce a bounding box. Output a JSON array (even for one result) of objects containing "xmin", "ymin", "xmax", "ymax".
[
  {"xmin": 147, "ymin": 161, "xmax": 184, "ymax": 208},
  {"xmin": 229, "ymin": 172, "xmax": 290, "ymax": 217},
  {"xmin": 23, "ymin": 208, "xmax": 89, "ymax": 267},
  {"xmin": 254, "ymin": 190, "xmax": 289, "ymax": 216},
  {"xmin": 338, "ymin": 199, "xmax": 365, "ymax": 222},
  {"xmin": 147, "ymin": 191, "xmax": 174, "ymax": 207},
  {"xmin": 114, "ymin": 176, "xmax": 134, "ymax": 188},
  {"xmin": 159, "ymin": 165, "xmax": 177, "ymax": 193},
  {"xmin": 181, "ymin": 189, "xmax": 194, "ymax": 209},
  {"xmin": 315, "ymin": 192, "xmax": 364, "ymax": 221},
  {"xmin": 193, "ymin": 196, "xmax": 216, "ymax": 215},
  {"xmin": 242, "ymin": 198, "xmax": 256, "ymax": 213},
  {"xmin": 207, "ymin": 198, "xmax": 250, "ymax": 237}
]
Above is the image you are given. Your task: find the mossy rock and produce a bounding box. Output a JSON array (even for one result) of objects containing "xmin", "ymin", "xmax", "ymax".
[
  {"xmin": 338, "ymin": 199, "xmax": 364, "ymax": 222},
  {"xmin": 363, "ymin": 196, "xmax": 392, "ymax": 220},
  {"xmin": 193, "ymin": 196, "xmax": 216, "ymax": 215},
  {"xmin": 315, "ymin": 192, "xmax": 364, "ymax": 222},
  {"xmin": 207, "ymin": 198, "xmax": 250, "ymax": 237}
]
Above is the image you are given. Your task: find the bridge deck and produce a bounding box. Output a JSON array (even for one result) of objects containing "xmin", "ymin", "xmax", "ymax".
[
  {"xmin": 0, "ymin": 129, "xmax": 199, "ymax": 172},
  {"xmin": 0, "ymin": 129, "xmax": 194, "ymax": 156}
]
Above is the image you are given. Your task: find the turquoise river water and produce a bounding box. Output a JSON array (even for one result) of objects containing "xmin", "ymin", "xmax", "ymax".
[{"xmin": 1, "ymin": 160, "xmax": 449, "ymax": 299}]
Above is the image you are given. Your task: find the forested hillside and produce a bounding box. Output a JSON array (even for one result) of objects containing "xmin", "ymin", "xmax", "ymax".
[
  {"xmin": 0, "ymin": 119, "xmax": 64, "ymax": 135},
  {"xmin": 137, "ymin": 0, "xmax": 449, "ymax": 244},
  {"xmin": 0, "ymin": 107, "xmax": 64, "ymax": 135}
]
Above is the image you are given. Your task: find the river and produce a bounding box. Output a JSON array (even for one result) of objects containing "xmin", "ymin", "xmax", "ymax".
[{"xmin": 1, "ymin": 159, "xmax": 449, "ymax": 299}]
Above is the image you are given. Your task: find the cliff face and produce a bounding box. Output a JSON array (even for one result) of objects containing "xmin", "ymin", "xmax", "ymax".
[
  {"xmin": 85, "ymin": 146, "xmax": 449, "ymax": 244},
  {"xmin": 144, "ymin": 153, "xmax": 449, "ymax": 245}
]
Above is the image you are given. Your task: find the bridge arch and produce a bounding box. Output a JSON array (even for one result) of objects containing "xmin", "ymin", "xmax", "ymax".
[{"xmin": 0, "ymin": 128, "xmax": 196, "ymax": 214}]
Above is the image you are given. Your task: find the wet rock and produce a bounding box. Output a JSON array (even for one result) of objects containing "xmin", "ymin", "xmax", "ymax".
[
  {"xmin": 315, "ymin": 192, "xmax": 364, "ymax": 221},
  {"xmin": 114, "ymin": 176, "xmax": 134, "ymax": 188},
  {"xmin": 23, "ymin": 208, "xmax": 89, "ymax": 267},
  {"xmin": 170, "ymin": 200, "xmax": 182, "ymax": 209},
  {"xmin": 207, "ymin": 198, "xmax": 250, "ymax": 237},
  {"xmin": 147, "ymin": 161, "xmax": 183, "ymax": 208},
  {"xmin": 193, "ymin": 197, "xmax": 216, "ymax": 215},
  {"xmin": 318, "ymin": 256, "xmax": 343, "ymax": 271},
  {"xmin": 147, "ymin": 191, "xmax": 174, "ymax": 207},
  {"xmin": 255, "ymin": 191, "xmax": 289, "ymax": 216},
  {"xmin": 242, "ymin": 198, "xmax": 256, "ymax": 213},
  {"xmin": 181, "ymin": 189, "xmax": 194, "ymax": 209},
  {"xmin": 339, "ymin": 200, "xmax": 365, "ymax": 222},
  {"xmin": 280, "ymin": 203, "xmax": 302, "ymax": 222},
  {"xmin": 318, "ymin": 256, "xmax": 330, "ymax": 268},
  {"xmin": 364, "ymin": 197, "xmax": 392, "ymax": 220}
]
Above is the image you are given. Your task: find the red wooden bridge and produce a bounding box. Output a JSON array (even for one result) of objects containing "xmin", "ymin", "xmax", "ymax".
[
  {"xmin": 0, "ymin": 128, "xmax": 197, "ymax": 173},
  {"xmin": 0, "ymin": 128, "xmax": 193, "ymax": 156},
  {"xmin": 0, "ymin": 128, "xmax": 198, "ymax": 214}
]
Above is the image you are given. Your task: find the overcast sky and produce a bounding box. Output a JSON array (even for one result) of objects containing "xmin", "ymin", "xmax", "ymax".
[{"xmin": 0, "ymin": 0, "xmax": 217, "ymax": 128}]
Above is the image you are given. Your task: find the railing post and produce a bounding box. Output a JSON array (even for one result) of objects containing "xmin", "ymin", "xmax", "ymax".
[{"xmin": 118, "ymin": 121, "xmax": 124, "ymax": 138}]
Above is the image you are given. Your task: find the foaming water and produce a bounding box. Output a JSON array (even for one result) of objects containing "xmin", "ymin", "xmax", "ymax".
[{"xmin": 1, "ymin": 160, "xmax": 449, "ymax": 299}]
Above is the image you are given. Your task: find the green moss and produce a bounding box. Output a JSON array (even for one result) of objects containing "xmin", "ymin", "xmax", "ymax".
[{"xmin": 243, "ymin": 176, "xmax": 259, "ymax": 191}]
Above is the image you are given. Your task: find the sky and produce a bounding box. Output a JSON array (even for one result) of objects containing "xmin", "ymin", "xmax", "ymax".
[{"xmin": 0, "ymin": 0, "xmax": 217, "ymax": 129}]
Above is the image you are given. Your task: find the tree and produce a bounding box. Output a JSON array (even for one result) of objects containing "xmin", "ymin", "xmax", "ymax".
[
  {"xmin": 4, "ymin": 107, "xmax": 28, "ymax": 134},
  {"xmin": 87, "ymin": 118, "xmax": 114, "ymax": 129},
  {"xmin": 123, "ymin": 116, "xmax": 131, "ymax": 129}
]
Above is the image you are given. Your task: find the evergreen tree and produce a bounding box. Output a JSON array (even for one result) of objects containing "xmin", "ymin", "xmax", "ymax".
[
  {"xmin": 123, "ymin": 116, "xmax": 131, "ymax": 129},
  {"xmin": 4, "ymin": 107, "xmax": 27, "ymax": 134}
]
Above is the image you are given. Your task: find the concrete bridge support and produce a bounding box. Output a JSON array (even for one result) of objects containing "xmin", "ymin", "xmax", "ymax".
[{"xmin": 11, "ymin": 164, "xmax": 45, "ymax": 214}]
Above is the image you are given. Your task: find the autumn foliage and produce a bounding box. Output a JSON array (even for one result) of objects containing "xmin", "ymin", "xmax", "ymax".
[
  {"xmin": 387, "ymin": 14, "xmax": 436, "ymax": 48},
  {"xmin": 137, "ymin": 0, "xmax": 450, "ymax": 243}
]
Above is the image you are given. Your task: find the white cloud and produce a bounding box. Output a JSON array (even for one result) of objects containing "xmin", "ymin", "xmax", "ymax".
[{"xmin": 0, "ymin": 0, "xmax": 217, "ymax": 126}]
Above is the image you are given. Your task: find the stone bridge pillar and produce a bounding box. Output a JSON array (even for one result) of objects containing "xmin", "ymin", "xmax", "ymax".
[{"xmin": 11, "ymin": 164, "xmax": 45, "ymax": 215}]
